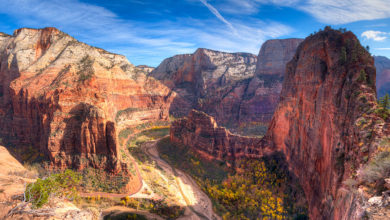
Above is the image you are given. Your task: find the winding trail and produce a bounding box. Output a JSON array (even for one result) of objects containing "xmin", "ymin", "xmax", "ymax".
[{"xmin": 142, "ymin": 138, "xmax": 220, "ymax": 220}]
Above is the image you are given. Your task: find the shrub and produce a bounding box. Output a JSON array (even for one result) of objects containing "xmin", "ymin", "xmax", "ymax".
[
  {"xmin": 375, "ymin": 94, "xmax": 390, "ymax": 120},
  {"xmin": 359, "ymin": 151, "xmax": 390, "ymax": 193},
  {"xmin": 358, "ymin": 69, "xmax": 367, "ymax": 83},
  {"xmin": 25, "ymin": 169, "xmax": 81, "ymax": 209},
  {"xmin": 77, "ymin": 55, "xmax": 94, "ymax": 82}
]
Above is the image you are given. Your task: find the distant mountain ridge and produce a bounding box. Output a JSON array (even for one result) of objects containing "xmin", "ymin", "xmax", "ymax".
[{"xmin": 374, "ymin": 55, "xmax": 390, "ymax": 97}]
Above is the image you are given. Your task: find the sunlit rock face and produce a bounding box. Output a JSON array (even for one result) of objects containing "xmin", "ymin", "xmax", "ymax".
[
  {"xmin": 0, "ymin": 27, "xmax": 172, "ymax": 176},
  {"xmin": 266, "ymin": 29, "xmax": 382, "ymax": 219},
  {"xmin": 171, "ymin": 29, "xmax": 387, "ymax": 220},
  {"xmin": 151, "ymin": 39, "xmax": 302, "ymax": 127}
]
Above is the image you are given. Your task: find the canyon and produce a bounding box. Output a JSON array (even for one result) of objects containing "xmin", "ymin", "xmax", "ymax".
[
  {"xmin": 151, "ymin": 39, "xmax": 303, "ymax": 130},
  {"xmin": 0, "ymin": 26, "xmax": 389, "ymax": 219},
  {"xmin": 0, "ymin": 28, "xmax": 174, "ymax": 195},
  {"xmin": 171, "ymin": 28, "xmax": 390, "ymax": 219}
]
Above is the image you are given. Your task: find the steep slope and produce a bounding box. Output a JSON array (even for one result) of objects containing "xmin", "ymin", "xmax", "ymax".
[
  {"xmin": 150, "ymin": 48, "xmax": 257, "ymax": 125},
  {"xmin": 375, "ymin": 56, "xmax": 390, "ymax": 98},
  {"xmin": 239, "ymin": 39, "xmax": 303, "ymax": 125},
  {"xmin": 171, "ymin": 28, "xmax": 389, "ymax": 219},
  {"xmin": 0, "ymin": 27, "xmax": 172, "ymax": 175},
  {"xmin": 151, "ymin": 40, "xmax": 302, "ymax": 131},
  {"xmin": 170, "ymin": 110, "xmax": 266, "ymax": 161}
]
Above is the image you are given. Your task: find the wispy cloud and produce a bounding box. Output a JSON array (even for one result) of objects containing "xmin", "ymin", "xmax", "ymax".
[
  {"xmin": 376, "ymin": 48, "xmax": 390, "ymax": 50},
  {"xmin": 216, "ymin": 0, "xmax": 390, "ymax": 25},
  {"xmin": 198, "ymin": 0, "xmax": 237, "ymax": 34},
  {"xmin": 362, "ymin": 30, "xmax": 388, "ymax": 41},
  {"xmin": 0, "ymin": 0, "xmax": 293, "ymax": 66},
  {"xmin": 300, "ymin": 0, "xmax": 390, "ymax": 24}
]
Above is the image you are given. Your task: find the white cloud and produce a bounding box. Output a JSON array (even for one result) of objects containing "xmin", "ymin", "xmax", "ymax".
[
  {"xmin": 215, "ymin": 0, "xmax": 390, "ymax": 25},
  {"xmin": 299, "ymin": 0, "xmax": 390, "ymax": 24},
  {"xmin": 375, "ymin": 48, "xmax": 390, "ymax": 50},
  {"xmin": 361, "ymin": 30, "xmax": 388, "ymax": 41},
  {"xmin": 0, "ymin": 0, "xmax": 293, "ymax": 66},
  {"xmin": 199, "ymin": 0, "xmax": 237, "ymax": 34}
]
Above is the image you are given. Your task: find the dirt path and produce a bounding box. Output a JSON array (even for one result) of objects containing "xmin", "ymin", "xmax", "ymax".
[
  {"xmin": 142, "ymin": 138, "xmax": 220, "ymax": 220},
  {"xmin": 80, "ymin": 131, "xmax": 143, "ymax": 199}
]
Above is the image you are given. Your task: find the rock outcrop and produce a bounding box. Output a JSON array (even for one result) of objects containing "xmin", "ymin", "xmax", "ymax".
[
  {"xmin": 151, "ymin": 48, "xmax": 257, "ymax": 124},
  {"xmin": 171, "ymin": 28, "xmax": 389, "ymax": 219},
  {"xmin": 136, "ymin": 65, "xmax": 155, "ymax": 74},
  {"xmin": 239, "ymin": 39, "xmax": 304, "ymax": 125},
  {"xmin": 374, "ymin": 56, "xmax": 390, "ymax": 98},
  {"xmin": 0, "ymin": 27, "xmax": 172, "ymax": 175},
  {"xmin": 152, "ymin": 40, "xmax": 302, "ymax": 130},
  {"xmin": 265, "ymin": 28, "xmax": 384, "ymax": 219},
  {"xmin": 170, "ymin": 110, "xmax": 267, "ymax": 161}
]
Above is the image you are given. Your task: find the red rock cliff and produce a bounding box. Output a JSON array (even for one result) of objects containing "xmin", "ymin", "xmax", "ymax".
[
  {"xmin": 171, "ymin": 28, "xmax": 388, "ymax": 219},
  {"xmin": 151, "ymin": 40, "xmax": 302, "ymax": 129},
  {"xmin": 266, "ymin": 28, "xmax": 384, "ymax": 219},
  {"xmin": 170, "ymin": 110, "xmax": 269, "ymax": 161},
  {"xmin": 0, "ymin": 27, "xmax": 172, "ymax": 175}
]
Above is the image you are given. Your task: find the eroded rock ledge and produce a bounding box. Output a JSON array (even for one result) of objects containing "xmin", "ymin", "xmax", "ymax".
[{"xmin": 171, "ymin": 28, "xmax": 389, "ymax": 219}]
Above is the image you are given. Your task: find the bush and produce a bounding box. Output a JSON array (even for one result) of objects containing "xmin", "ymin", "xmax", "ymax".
[
  {"xmin": 358, "ymin": 69, "xmax": 367, "ymax": 83},
  {"xmin": 375, "ymin": 94, "xmax": 390, "ymax": 120},
  {"xmin": 25, "ymin": 169, "xmax": 81, "ymax": 208},
  {"xmin": 359, "ymin": 151, "xmax": 390, "ymax": 193}
]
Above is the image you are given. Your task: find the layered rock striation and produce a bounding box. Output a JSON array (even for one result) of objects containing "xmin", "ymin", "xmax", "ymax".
[
  {"xmin": 0, "ymin": 27, "xmax": 172, "ymax": 174},
  {"xmin": 171, "ymin": 29, "xmax": 388, "ymax": 219},
  {"xmin": 150, "ymin": 48, "xmax": 257, "ymax": 124},
  {"xmin": 151, "ymin": 41, "xmax": 302, "ymax": 127},
  {"xmin": 170, "ymin": 110, "xmax": 267, "ymax": 161}
]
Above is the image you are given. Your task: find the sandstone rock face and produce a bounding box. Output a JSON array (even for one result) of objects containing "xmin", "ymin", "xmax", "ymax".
[
  {"xmin": 255, "ymin": 38, "xmax": 303, "ymax": 76},
  {"xmin": 170, "ymin": 29, "xmax": 388, "ymax": 219},
  {"xmin": 170, "ymin": 110, "xmax": 267, "ymax": 161},
  {"xmin": 152, "ymin": 41, "xmax": 302, "ymax": 128},
  {"xmin": 0, "ymin": 28, "xmax": 172, "ymax": 176},
  {"xmin": 374, "ymin": 56, "xmax": 390, "ymax": 98},
  {"xmin": 136, "ymin": 65, "xmax": 155, "ymax": 74},
  {"xmin": 151, "ymin": 48, "xmax": 257, "ymax": 124},
  {"xmin": 266, "ymin": 29, "xmax": 381, "ymax": 219},
  {"xmin": 239, "ymin": 39, "xmax": 304, "ymax": 125}
]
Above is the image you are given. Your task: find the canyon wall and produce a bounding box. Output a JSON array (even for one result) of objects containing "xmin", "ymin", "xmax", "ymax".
[
  {"xmin": 171, "ymin": 28, "xmax": 389, "ymax": 219},
  {"xmin": 170, "ymin": 110, "xmax": 267, "ymax": 161},
  {"xmin": 374, "ymin": 56, "xmax": 390, "ymax": 98},
  {"xmin": 0, "ymin": 27, "xmax": 172, "ymax": 175},
  {"xmin": 151, "ymin": 40, "xmax": 302, "ymax": 127}
]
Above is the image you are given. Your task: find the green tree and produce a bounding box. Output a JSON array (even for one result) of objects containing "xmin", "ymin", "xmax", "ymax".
[
  {"xmin": 25, "ymin": 169, "xmax": 81, "ymax": 208},
  {"xmin": 376, "ymin": 94, "xmax": 390, "ymax": 120},
  {"xmin": 358, "ymin": 69, "xmax": 367, "ymax": 83}
]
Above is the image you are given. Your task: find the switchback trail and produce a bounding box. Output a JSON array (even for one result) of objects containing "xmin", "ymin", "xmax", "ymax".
[{"xmin": 142, "ymin": 138, "xmax": 220, "ymax": 220}]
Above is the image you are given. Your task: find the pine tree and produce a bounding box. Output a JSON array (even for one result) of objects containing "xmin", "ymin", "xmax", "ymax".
[
  {"xmin": 379, "ymin": 94, "xmax": 390, "ymax": 110},
  {"xmin": 377, "ymin": 94, "xmax": 390, "ymax": 120}
]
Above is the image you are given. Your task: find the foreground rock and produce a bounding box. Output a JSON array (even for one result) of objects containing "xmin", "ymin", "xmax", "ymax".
[
  {"xmin": 171, "ymin": 28, "xmax": 390, "ymax": 219},
  {"xmin": 0, "ymin": 28, "xmax": 172, "ymax": 187}
]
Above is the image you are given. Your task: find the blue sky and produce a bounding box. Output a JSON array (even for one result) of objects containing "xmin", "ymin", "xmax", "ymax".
[{"xmin": 0, "ymin": 0, "xmax": 389, "ymax": 66}]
